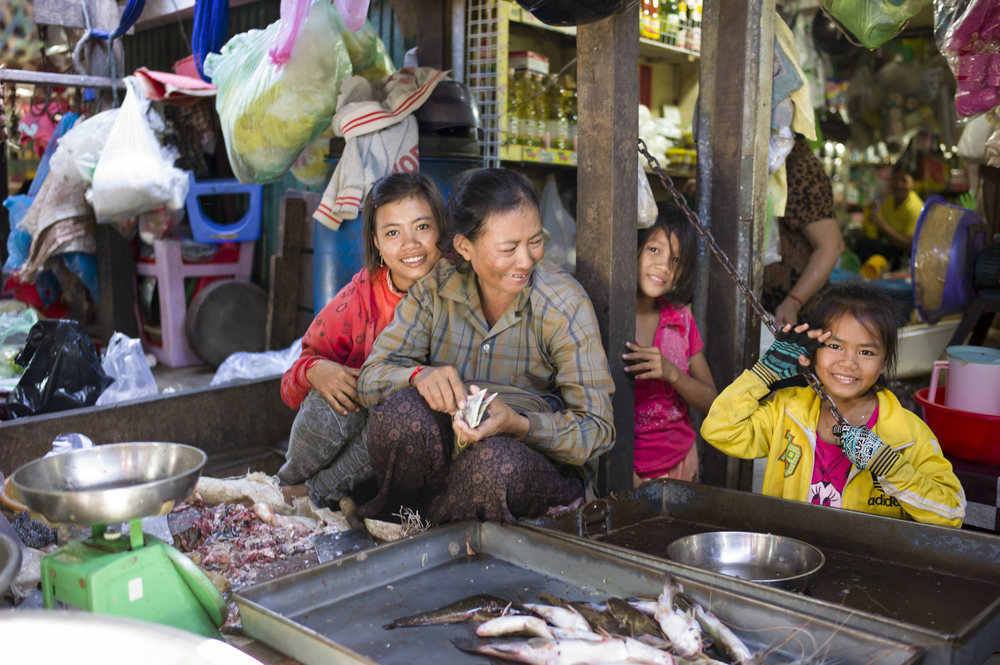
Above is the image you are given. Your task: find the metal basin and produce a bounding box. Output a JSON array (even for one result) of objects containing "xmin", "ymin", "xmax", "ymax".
[
  {"xmin": 668, "ymin": 531, "xmax": 824, "ymax": 593},
  {"xmin": 11, "ymin": 442, "xmax": 206, "ymax": 525},
  {"xmin": 0, "ymin": 529, "xmax": 20, "ymax": 596}
]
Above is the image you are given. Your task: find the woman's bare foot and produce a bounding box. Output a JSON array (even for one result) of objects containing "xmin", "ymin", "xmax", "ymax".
[{"xmin": 281, "ymin": 484, "xmax": 309, "ymax": 506}]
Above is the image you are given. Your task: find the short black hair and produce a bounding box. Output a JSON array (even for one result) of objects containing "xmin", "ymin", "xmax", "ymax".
[
  {"xmin": 811, "ymin": 282, "xmax": 901, "ymax": 391},
  {"xmin": 443, "ymin": 168, "xmax": 540, "ymax": 273},
  {"xmin": 637, "ymin": 201, "xmax": 697, "ymax": 304},
  {"xmin": 362, "ymin": 173, "xmax": 446, "ymax": 275}
]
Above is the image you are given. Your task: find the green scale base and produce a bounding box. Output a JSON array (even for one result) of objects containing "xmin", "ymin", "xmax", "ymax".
[{"xmin": 41, "ymin": 522, "xmax": 225, "ymax": 639}]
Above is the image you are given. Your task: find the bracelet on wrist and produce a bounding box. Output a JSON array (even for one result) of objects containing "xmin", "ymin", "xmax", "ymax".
[
  {"xmin": 788, "ymin": 293, "xmax": 804, "ymax": 308},
  {"xmin": 409, "ymin": 365, "xmax": 427, "ymax": 386}
]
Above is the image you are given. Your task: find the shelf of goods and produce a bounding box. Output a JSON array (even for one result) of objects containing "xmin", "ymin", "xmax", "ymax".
[{"xmin": 465, "ymin": 0, "xmax": 699, "ymax": 169}]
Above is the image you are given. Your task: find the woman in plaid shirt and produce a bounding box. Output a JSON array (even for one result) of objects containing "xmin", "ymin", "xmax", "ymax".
[{"xmin": 356, "ymin": 169, "xmax": 616, "ymax": 524}]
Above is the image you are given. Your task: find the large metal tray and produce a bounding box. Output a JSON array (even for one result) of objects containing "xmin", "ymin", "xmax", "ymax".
[
  {"xmin": 523, "ymin": 480, "xmax": 1000, "ymax": 665},
  {"xmin": 235, "ymin": 521, "xmax": 922, "ymax": 665}
]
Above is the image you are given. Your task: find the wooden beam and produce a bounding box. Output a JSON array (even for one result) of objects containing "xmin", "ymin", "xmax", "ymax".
[
  {"xmin": 266, "ymin": 197, "xmax": 306, "ymax": 350},
  {"xmin": 95, "ymin": 224, "xmax": 139, "ymax": 344},
  {"xmin": 699, "ymin": 0, "xmax": 774, "ymax": 490},
  {"xmin": 415, "ymin": 0, "xmax": 446, "ymax": 70},
  {"xmin": 576, "ymin": 7, "xmax": 640, "ymax": 496}
]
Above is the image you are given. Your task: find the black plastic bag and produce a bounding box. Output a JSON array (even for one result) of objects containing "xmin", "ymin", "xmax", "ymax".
[{"xmin": 5, "ymin": 320, "xmax": 114, "ymax": 419}]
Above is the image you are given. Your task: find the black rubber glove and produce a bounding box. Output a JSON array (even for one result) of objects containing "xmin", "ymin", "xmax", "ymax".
[{"xmin": 751, "ymin": 327, "xmax": 825, "ymax": 386}]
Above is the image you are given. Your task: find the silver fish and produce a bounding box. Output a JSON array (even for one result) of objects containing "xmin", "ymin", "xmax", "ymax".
[
  {"xmin": 454, "ymin": 636, "xmax": 674, "ymax": 665},
  {"xmin": 688, "ymin": 601, "xmax": 753, "ymax": 665},
  {"xmin": 477, "ymin": 615, "xmax": 555, "ymax": 639},
  {"xmin": 525, "ymin": 602, "xmax": 593, "ymax": 633},
  {"xmin": 656, "ymin": 577, "xmax": 703, "ymax": 659}
]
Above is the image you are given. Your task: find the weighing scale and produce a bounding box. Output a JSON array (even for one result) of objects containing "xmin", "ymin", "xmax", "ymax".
[{"xmin": 10, "ymin": 442, "xmax": 227, "ymax": 638}]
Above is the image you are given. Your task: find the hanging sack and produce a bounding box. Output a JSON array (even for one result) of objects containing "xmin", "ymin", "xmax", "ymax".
[
  {"xmin": 91, "ymin": 78, "xmax": 189, "ymax": 222},
  {"xmin": 206, "ymin": 0, "xmax": 353, "ymax": 184}
]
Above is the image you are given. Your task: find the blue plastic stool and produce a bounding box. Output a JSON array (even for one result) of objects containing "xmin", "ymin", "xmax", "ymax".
[{"xmin": 186, "ymin": 174, "xmax": 264, "ymax": 244}]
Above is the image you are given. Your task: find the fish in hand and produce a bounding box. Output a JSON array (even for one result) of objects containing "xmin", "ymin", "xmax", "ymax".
[{"xmin": 383, "ymin": 594, "xmax": 531, "ymax": 629}]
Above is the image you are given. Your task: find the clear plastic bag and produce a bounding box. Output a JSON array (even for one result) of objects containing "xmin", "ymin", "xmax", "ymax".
[
  {"xmin": 269, "ymin": 0, "xmax": 312, "ymax": 66},
  {"xmin": 935, "ymin": 0, "xmax": 1000, "ymax": 118},
  {"xmin": 291, "ymin": 127, "xmax": 335, "ymax": 187},
  {"xmin": 337, "ymin": 17, "xmax": 396, "ymax": 82},
  {"xmin": 206, "ymin": 0, "xmax": 353, "ymax": 184},
  {"xmin": 94, "ymin": 332, "xmax": 159, "ymax": 406},
  {"xmin": 210, "ymin": 338, "xmax": 302, "ymax": 385},
  {"xmin": 638, "ymin": 157, "xmax": 658, "ymax": 229},
  {"xmin": 820, "ymin": 0, "xmax": 924, "ymax": 50},
  {"xmin": 91, "ymin": 78, "xmax": 189, "ymax": 222},
  {"xmin": 57, "ymin": 109, "xmax": 120, "ymax": 183},
  {"xmin": 0, "ymin": 308, "xmax": 38, "ymax": 382},
  {"xmin": 44, "ymin": 433, "xmax": 94, "ymax": 458},
  {"xmin": 539, "ymin": 174, "xmax": 577, "ymax": 273}
]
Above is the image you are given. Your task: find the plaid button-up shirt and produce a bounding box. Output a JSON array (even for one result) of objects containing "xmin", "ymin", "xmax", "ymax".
[{"xmin": 358, "ymin": 260, "xmax": 616, "ymax": 488}]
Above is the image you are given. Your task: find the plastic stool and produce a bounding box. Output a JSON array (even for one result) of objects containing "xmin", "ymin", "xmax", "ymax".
[
  {"xmin": 135, "ymin": 239, "xmax": 255, "ymax": 367},
  {"xmin": 186, "ymin": 174, "xmax": 264, "ymax": 244}
]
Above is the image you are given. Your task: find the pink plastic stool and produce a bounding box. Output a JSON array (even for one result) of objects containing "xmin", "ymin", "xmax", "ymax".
[{"xmin": 135, "ymin": 239, "xmax": 255, "ymax": 367}]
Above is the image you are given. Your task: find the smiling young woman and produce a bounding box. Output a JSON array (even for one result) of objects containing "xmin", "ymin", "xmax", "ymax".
[{"xmin": 277, "ymin": 173, "xmax": 446, "ymax": 509}]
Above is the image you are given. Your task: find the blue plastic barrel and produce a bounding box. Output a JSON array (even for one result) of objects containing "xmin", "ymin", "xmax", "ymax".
[{"xmin": 313, "ymin": 152, "xmax": 480, "ymax": 315}]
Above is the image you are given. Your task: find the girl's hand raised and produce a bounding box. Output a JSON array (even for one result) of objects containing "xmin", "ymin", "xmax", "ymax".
[
  {"xmin": 623, "ymin": 342, "xmax": 682, "ymax": 384},
  {"xmin": 753, "ymin": 323, "xmax": 832, "ymax": 385}
]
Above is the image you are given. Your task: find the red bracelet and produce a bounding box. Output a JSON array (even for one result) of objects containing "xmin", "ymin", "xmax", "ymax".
[
  {"xmin": 788, "ymin": 293, "xmax": 804, "ymax": 307},
  {"xmin": 409, "ymin": 365, "xmax": 427, "ymax": 386}
]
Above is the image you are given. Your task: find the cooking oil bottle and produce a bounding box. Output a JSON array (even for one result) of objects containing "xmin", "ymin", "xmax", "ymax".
[
  {"xmin": 561, "ymin": 74, "xmax": 578, "ymax": 152},
  {"xmin": 544, "ymin": 74, "xmax": 569, "ymax": 150},
  {"xmin": 530, "ymin": 73, "xmax": 547, "ymax": 147},
  {"xmin": 506, "ymin": 68, "xmax": 521, "ymax": 145},
  {"xmin": 515, "ymin": 71, "xmax": 536, "ymax": 146}
]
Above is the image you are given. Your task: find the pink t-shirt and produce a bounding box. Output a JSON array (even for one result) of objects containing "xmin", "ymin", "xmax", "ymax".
[
  {"xmin": 808, "ymin": 405, "xmax": 879, "ymax": 508},
  {"xmin": 634, "ymin": 300, "xmax": 704, "ymax": 477}
]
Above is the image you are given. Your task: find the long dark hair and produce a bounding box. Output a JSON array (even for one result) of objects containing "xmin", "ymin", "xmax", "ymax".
[
  {"xmin": 443, "ymin": 168, "xmax": 540, "ymax": 273},
  {"xmin": 811, "ymin": 282, "xmax": 900, "ymax": 391},
  {"xmin": 638, "ymin": 201, "xmax": 697, "ymax": 304},
  {"xmin": 362, "ymin": 173, "xmax": 446, "ymax": 275}
]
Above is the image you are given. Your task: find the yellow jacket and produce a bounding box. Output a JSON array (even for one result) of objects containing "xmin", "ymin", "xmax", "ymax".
[
  {"xmin": 862, "ymin": 191, "xmax": 923, "ymax": 240},
  {"xmin": 701, "ymin": 370, "xmax": 966, "ymax": 527}
]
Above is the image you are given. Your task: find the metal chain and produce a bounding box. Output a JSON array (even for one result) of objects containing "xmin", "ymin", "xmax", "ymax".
[{"xmin": 637, "ymin": 138, "xmax": 848, "ymax": 427}]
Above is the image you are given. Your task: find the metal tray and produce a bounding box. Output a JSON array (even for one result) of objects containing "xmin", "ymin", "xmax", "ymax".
[
  {"xmin": 235, "ymin": 521, "xmax": 922, "ymax": 665},
  {"xmin": 523, "ymin": 479, "xmax": 1000, "ymax": 665}
]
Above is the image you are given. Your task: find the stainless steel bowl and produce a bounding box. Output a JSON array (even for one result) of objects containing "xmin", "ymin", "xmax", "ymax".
[
  {"xmin": 667, "ymin": 531, "xmax": 825, "ymax": 593},
  {"xmin": 11, "ymin": 442, "xmax": 206, "ymax": 525}
]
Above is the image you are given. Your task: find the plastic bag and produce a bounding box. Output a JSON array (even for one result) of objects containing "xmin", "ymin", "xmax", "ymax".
[
  {"xmin": 91, "ymin": 78, "xmax": 190, "ymax": 222},
  {"xmin": 0, "ymin": 308, "xmax": 38, "ymax": 382},
  {"xmin": 206, "ymin": 0, "xmax": 353, "ymax": 184},
  {"xmin": 336, "ymin": 17, "xmax": 396, "ymax": 82},
  {"xmin": 5, "ymin": 320, "xmax": 113, "ymax": 419},
  {"xmin": 57, "ymin": 109, "xmax": 120, "ymax": 183},
  {"xmin": 269, "ymin": 0, "xmax": 312, "ymax": 66},
  {"xmin": 539, "ymin": 174, "xmax": 577, "ymax": 273},
  {"xmin": 3, "ymin": 195, "xmax": 33, "ymax": 271},
  {"xmin": 291, "ymin": 127, "xmax": 335, "ymax": 186},
  {"xmin": 210, "ymin": 338, "xmax": 302, "ymax": 385},
  {"xmin": 820, "ymin": 0, "xmax": 924, "ymax": 50},
  {"xmin": 334, "ymin": 0, "xmax": 371, "ymax": 32},
  {"xmin": 95, "ymin": 332, "xmax": 159, "ymax": 405},
  {"xmin": 638, "ymin": 157, "xmax": 658, "ymax": 229},
  {"xmin": 958, "ymin": 110, "xmax": 999, "ymax": 163},
  {"xmin": 44, "ymin": 433, "xmax": 94, "ymax": 458}
]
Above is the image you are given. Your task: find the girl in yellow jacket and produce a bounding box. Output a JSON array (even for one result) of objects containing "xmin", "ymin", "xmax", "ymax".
[{"xmin": 702, "ymin": 282, "xmax": 965, "ymax": 527}]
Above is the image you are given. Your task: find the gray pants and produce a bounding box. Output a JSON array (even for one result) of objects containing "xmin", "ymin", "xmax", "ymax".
[{"xmin": 277, "ymin": 389, "xmax": 373, "ymax": 507}]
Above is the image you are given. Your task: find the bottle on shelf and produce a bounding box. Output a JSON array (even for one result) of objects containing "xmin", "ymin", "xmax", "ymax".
[
  {"xmin": 662, "ymin": 0, "xmax": 681, "ymax": 47},
  {"xmin": 640, "ymin": 0, "xmax": 660, "ymax": 40},
  {"xmin": 689, "ymin": 0, "xmax": 701, "ymax": 52},
  {"xmin": 562, "ymin": 74, "xmax": 578, "ymax": 152},
  {"xmin": 516, "ymin": 71, "xmax": 537, "ymax": 146},
  {"xmin": 544, "ymin": 74, "xmax": 569, "ymax": 150},
  {"xmin": 507, "ymin": 68, "xmax": 520, "ymax": 146},
  {"xmin": 531, "ymin": 73, "xmax": 547, "ymax": 147},
  {"xmin": 677, "ymin": 1, "xmax": 688, "ymax": 51}
]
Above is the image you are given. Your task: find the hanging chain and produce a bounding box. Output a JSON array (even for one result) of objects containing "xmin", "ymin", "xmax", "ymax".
[{"xmin": 637, "ymin": 138, "xmax": 848, "ymax": 428}]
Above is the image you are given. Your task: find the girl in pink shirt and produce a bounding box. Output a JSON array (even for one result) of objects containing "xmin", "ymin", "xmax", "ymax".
[{"xmin": 623, "ymin": 204, "xmax": 718, "ymax": 487}]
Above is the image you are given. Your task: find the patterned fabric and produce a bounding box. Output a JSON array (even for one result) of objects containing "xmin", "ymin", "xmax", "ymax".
[
  {"xmin": 752, "ymin": 327, "xmax": 824, "ymax": 384},
  {"xmin": 355, "ymin": 388, "xmax": 584, "ymax": 524},
  {"xmin": 762, "ymin": 137, "xmax": 835, "ymax": 320},
  {"xmin": 809, "ymin": 406, "xmax": 878, "ymax": 507},
  {"xmin": 281, "ymin": 266, "xmax": 403, "ymax": 409},
  {"xmin": 358, "ymin": 260, "xmax": 615, "ymax": 490},
  {"xmin": 840, "ymin": 423, "xmax": 898, "ymax": 473},
  {"xmin": 277, "ymin": 390, "xmax": 372, "ymax": 507},
  {"xmin": 634, "ymin": 301, "xmax": 704, "ymax": 477}
]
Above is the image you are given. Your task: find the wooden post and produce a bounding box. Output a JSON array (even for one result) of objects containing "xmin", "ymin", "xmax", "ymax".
[
  {"xmin": 415, "ymin": 0, "xmax": 447, "ymax": 70},
  {"xmin": 698, "ymin": 0, "xmax": 774, "ymax": 490},
  {"xmin": 266, "ymin": 198, "xmax": 306, "ymax": 350},
  {"xmin": 96, "ymin": 224, "xmax": 139, "ymax": 342},
  {"xmin": 576, "ymin": 7, "xmax": 640, "ymax": 496}
]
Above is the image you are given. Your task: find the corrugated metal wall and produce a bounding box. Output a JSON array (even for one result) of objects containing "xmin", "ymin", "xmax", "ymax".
[{"xmin": 122, "ymin": 0, "xmax": 410, "ymax": 295}]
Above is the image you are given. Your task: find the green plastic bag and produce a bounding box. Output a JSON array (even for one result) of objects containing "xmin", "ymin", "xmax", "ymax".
[
  {"xmin": 337, "ymin": 17, "xmax": 396, "ymax": 83},
  {"xmin": 206, "ymin": 0, "xmax": 354, "ymax": 184},
  {"xmin": 0, "ymin": 307, "xmax": 38, "ymax": 381},
  {"xmin": 820, "ymin": 0, "xmax": 926, "ymax": 50}
]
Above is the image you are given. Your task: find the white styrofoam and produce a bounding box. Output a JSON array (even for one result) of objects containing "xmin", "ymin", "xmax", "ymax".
[{"xmin": 896, "ymin": 320, "xmax": 962, "ymax": 379}]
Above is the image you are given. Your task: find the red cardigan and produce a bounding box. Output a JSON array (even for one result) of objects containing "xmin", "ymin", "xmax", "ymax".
[{"xmin": 280, "ymin": 266, "xmax": 403, "ymax": 409}]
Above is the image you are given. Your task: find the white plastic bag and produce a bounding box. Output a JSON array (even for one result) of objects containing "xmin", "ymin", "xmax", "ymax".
[
  {"xmin": 210, "ymin": 338, "xmax": 302, "ymax": 385},
  {"xmin": 91, "ymin": 78, "xmax": 190, "ymax": 222},
  {"xmin": 57, "ymin": 109, "xmax": 120, "ymax": 183},
  {"xmin": 95, "ymin": 332, "xmax": 159, "ymax": 405},
  {"xmin": 638, "ymin": 157, "xmax": 658, "ymax": 229},
  {"xmin": 539, "ymin": 174, "xmax": 577, "ymax": 273},
  {"xmin": 957, "ymin": 110, "xmax": 999, "ymax": 163},
  {"xmin": 44, "ymin": 433, "xmax": 94, "ymax": 458}
]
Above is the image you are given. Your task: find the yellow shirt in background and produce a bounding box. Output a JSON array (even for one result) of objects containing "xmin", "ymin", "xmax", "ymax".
[{"xmin": 863, "ymin": 191, "xmax": 924, "ymax": 240}]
